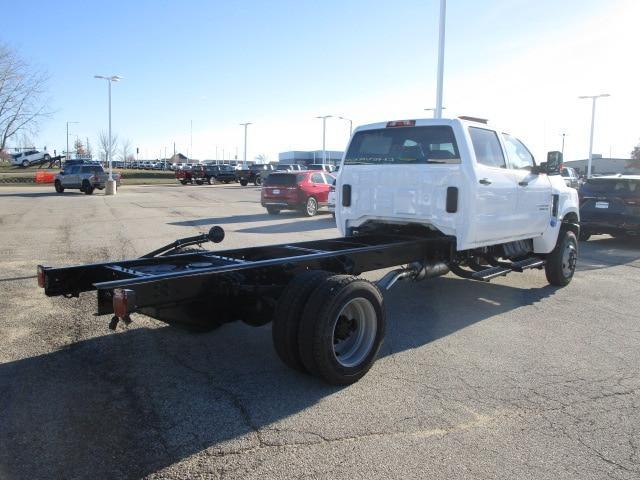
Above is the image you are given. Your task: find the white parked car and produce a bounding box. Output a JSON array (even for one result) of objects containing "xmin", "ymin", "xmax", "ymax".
[{"xmin": 11, "ymin": 149, "xmax": 51, "ymax": 168}]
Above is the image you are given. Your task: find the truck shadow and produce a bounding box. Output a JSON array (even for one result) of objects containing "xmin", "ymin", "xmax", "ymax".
[
  {"xmin": 168, "ymin": 211, "xmax": 331, "ymax": 228},
  {"xmin": 235, "ymin": 216, "xmax": 336, "ymax": 234},
  {"xmin": 0, "ymin": 276, "xmax": 557, "ymax": 479},
  {"xmin": 577, "ymin": 235, "xmax": 640, "ymax": 272},
  {"xmin": 0, "ymin": 191, "xmax": 84, "ymax": 198}
]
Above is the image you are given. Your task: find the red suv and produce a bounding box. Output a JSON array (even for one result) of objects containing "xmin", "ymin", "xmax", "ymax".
[{"xmin": 261, "ymin": 171, "xmax": 335, "ymax": 216}]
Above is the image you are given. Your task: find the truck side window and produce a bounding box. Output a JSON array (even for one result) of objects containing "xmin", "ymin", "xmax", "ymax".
[
  {"xmin": 469, "ymin": 127, "xmax": 506, "ymax": 168},
  {"xmin": 503, "ymin": 133, "xmax": 535, "ymax": 170},
  {"xmin": 311, "ymin": 173, "xmax": 324, "ymax": 184}
]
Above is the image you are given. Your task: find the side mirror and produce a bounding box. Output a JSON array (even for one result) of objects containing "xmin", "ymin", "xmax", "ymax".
[{"xmin": 545, "ymin": 151, "xmax": 563, "ymax": 175}]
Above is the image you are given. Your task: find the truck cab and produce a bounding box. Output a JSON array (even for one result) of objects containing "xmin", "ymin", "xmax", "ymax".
[{"xmin": 336, "ymin": 117, "xmax": 579, "ymax": 255}]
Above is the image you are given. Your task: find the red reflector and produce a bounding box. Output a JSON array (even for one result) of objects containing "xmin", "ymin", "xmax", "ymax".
[
  {"xmin": 113, "ymin": 289, "xmax": 136, "ymax": 318},
  {"xmin": 37, "ymin": 265, "xmax": 46, "ymax": 288},
  {"xmin": 386, "ymin": 120, "xmax": 416, "ymax": 128}
]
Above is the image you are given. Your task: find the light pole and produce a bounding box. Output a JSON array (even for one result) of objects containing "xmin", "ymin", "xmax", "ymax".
[
  {"xmin": 560, "ymin": 133, "xmax": 567, "ymax": 157},
  {"xmin": 94, "ymin": 74, "xmax": 122, "ymax": 195},
  {"xmin": 434, "ymin": 0, "xmax": 447, "ymax": 119},
  {"xmin": 424, "ymin": 107, "xmax": 447, "ymax": 118},
  {"xmin": 66, "ymin": 121, "xmax": 79, "ymax": 164},
  {"xmin": 338, "ymin": 116, "xmax": 353, "ymax": 137},
  {"xmin": 239, "ymin": 122, "xmax": 252, "ymax": 168},
  {"xmin": 579, "ymin": 94, "xmax": 610, "ymax": 178},
  {"xmin": 315, "ymin": 115, "xmax": 332, "ymax": 165}
]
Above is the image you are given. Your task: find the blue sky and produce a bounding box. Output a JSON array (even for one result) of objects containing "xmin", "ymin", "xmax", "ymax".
[{"xmin": 3, "ymin": 0, "xmax": 637, "ymax": 162}]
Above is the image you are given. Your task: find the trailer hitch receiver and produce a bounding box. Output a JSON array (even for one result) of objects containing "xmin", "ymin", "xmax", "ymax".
[{"xmin": 113, "ymin": 288, "xmax": 136, "ymax": 319}]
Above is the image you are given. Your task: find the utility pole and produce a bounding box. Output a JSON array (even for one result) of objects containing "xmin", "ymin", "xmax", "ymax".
[
  {"xmin": 190, "ymin": 120, "xmax": 193, "ymax": 161},
  {"xmin": 239, "ymin": 123, "xmax": 252, "ymax": 168},
  {"xmin": 66, "ymin": 121, "xmax": 78, "ymax": 163},
  {"xmin": 315, "ymin": 115, "xmax": 332, "ymax": 165},
  {"xmin": 579, "ymin": 94, "xmax": 610, "ymax": 178},
  {"xmin": 434, "ymin": 0, "xmax": 446, "ymax": 119},
  {"xmin": 561, "ymin": 133, "xmax": 566, "ymax": 156}
]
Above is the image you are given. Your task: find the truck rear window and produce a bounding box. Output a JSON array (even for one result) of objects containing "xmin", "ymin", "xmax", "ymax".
[
  {"xmin": 344, "ymin": 126, "xmax": 460, "ymax": 165},
  {"xmin": 264, "ymin": 173, "xmax": 303, "ymax": 186}
]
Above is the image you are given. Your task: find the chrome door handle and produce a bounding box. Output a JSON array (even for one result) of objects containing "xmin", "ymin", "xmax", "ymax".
[{"xmin": 479, "ymin": 178, "xmax": 492, "ymax": 185}]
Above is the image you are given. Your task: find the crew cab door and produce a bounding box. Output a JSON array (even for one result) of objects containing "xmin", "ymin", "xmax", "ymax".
[
  {"xmin": 502, "ymin": 133, "xmax": 552, "ymax": 237},
  {"xmin": 468, "ymin": 126, "xmax": 520, "ymax": 244}
]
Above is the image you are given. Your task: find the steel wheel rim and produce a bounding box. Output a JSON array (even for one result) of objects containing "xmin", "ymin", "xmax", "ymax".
[
  {"xmin": 561, "ymin": 240, "xmax": 577, "ymax": 277},
  {"xmin": 332, "ymin": 297, "xmax": 377, "ymax": 368},
  {"xmin": 307, "ymin": 197, "xmax": 317, "ymax": 215}
]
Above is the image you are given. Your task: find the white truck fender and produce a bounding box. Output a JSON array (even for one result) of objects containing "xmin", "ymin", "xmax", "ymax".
[{"xmin": 533, "ymin": 187, "xmax": 580, "ymax": 254}]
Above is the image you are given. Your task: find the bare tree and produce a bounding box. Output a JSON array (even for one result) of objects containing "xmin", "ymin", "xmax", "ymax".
[
  {"xmin": 119, "ymin": 138, "xmax": 132, "ymax": 165},
  {"xmin": 97, "ymin": 130, "xmax": 118, "ymax": 163},
  {"xmin": 0, "ymin": 43, "xmax": 51, "ymax": 150},
  {"xmin": 73, "ymin": 138, "xmax": 85, "ymax": 156},
  {"xmin": 629, "ymin": 142, "xmax": 640, "ymax": 170},
  {"xmin": 254, "ymin": 153, "xmax": 269, "ymax": 164}
]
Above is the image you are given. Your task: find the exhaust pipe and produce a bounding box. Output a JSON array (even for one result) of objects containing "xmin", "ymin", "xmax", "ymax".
[{"xmin": 377, "ymin": 261, "xmax": 450, "ymax": 291}]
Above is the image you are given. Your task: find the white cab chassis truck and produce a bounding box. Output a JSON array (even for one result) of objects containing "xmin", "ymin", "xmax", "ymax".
[{"xmin": 38, "ymin": 117, "xmax": 580, "ymax": 386}]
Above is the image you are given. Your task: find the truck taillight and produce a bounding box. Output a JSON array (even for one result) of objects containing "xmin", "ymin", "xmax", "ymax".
[
  {"xmin": 386, "ymin": 120, "xmax": 416, "ymax": 128},
  {"xmin": 113, "ymin": 289, "xmax": 136, "ymax": 318},
  {"xmin": 37, "ymin": 265, "xmax": 46, "ymax": 288}
]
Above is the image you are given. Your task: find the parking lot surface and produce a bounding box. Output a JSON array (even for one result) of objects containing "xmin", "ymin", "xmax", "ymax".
[{"xmin": 0, "ymin": 184, "xmax": 639, "ymax": 480}]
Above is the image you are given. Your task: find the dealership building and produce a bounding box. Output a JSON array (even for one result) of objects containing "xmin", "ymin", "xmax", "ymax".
[{"xmin": 278, "ymin": 150, "xmax": 344, "ymax": 167}]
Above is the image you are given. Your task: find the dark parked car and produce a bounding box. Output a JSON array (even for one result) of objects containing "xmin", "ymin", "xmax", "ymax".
[
  {"xmin": 261, "ymin": 171, "xmax": 335, "ymax": 216},
  {"xmin": 236, "ymin": 164, "xmax": 276, "ymax": 186},
  {"xmin": 175, "ymin": 164, "xmax": 236, "ymax": 185},
  {"xmin": 578, "ymin": 175, "xmax": 640, "ymax": 240}
]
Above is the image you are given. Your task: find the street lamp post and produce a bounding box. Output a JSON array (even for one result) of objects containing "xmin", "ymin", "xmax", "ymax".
[
  {"xmin": 315, "ymin": 115, "xmax": 332, "ymax": 165},
  {"xmin": 66, "ymin": 121, "xmax": 79, "ymax": 164},
  {"xmin": 338, "ymin": 116, "xmax": 353, "ymax": 137},
  {"xmin": 239, "ymin": 123, "xmax": 252, "ymax": 168},
  {"xmin": 578, "ymin": 94, "xmax": 610, "ymax": 178},
  {"xmin": 94, "ymin": 74, "xmax": 122, "ymax": 195}
]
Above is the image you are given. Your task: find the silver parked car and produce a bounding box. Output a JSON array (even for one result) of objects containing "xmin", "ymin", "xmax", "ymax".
[{"xmin": 54, "ymin": 164, "xmax": 121, "ymax": 195}]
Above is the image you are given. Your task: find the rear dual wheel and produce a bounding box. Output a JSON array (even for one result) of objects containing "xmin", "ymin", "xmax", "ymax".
[{"xmin": 272, "ymin": 272, "xmax": 385, "ymax": 385}]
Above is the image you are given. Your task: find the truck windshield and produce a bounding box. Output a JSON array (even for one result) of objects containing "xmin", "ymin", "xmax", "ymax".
[{"xmin": 344, "ymin": 126, "xmax": 460, "ymax": 165}]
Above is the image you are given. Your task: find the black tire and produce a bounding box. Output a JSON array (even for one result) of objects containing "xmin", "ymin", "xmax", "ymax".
[
  {"xmin": 224, "ymin": 180, "xmax": 230, "ymax": 184},
  {"xmin": 545, "ymin": 229, "xmax": 578, "ymax": 286},
  {"xmin": 272, "ymin": 270, "xmax": 333, "ymax": 372},
  {"xmin": 254, "ymin": 176, "xmax": 262, "ymax": 186},
  {"xmin": 54, "ymin": 180, "xmax": 64, "ymax": 193},
  {"xmin": 298, "ymin": 275, "xmax": 385, "ymax": 385},
  {"xmin": 195, "ymin": 179, "xmax": 203, "ymax": 185},
  {"xmin": 21, "ymin": 160, "xmax": 29, "ymax": 168},
  {"xmin": 180, "ymin": 179, "xmax": 188, "ymax": 185},
  {"xmin": 304, "ymin": 196, "xmax": 318, "ymax": 217},
  {"xmin": 43, "ymin": 154, "xmax": 51, "ymax": 161},
  {"xmin": 240, "ymin": 179, "xmax": 248, "ymax": 186},
  {"xmin": 82, "ymin": 180, "xmax": 94, "ymax": 195},
  {"xmin": 578, "ymin": 230, "xmax": 591, "ymax": 241},
  {"xmin": 207, "ymin": 177, "xmax": 214, "ymax": 185},
  {"xmin": 266, "ymin": 207, "xmax": 280, "ymax": 215}
]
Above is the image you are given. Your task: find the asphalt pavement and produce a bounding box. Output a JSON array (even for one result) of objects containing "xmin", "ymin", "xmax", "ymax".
[{"xmin": 0, "ymin": 183, "xmax": 638, "ymax": 479}]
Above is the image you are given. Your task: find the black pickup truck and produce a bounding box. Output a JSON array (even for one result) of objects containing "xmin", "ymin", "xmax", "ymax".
[
  {"xmin": 176, "ymin": 165, "xmax": 237, "ymax": 185},
  {"xmin": 236, "ymin": 164, "xmax": 276, "ymax": 186}
]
